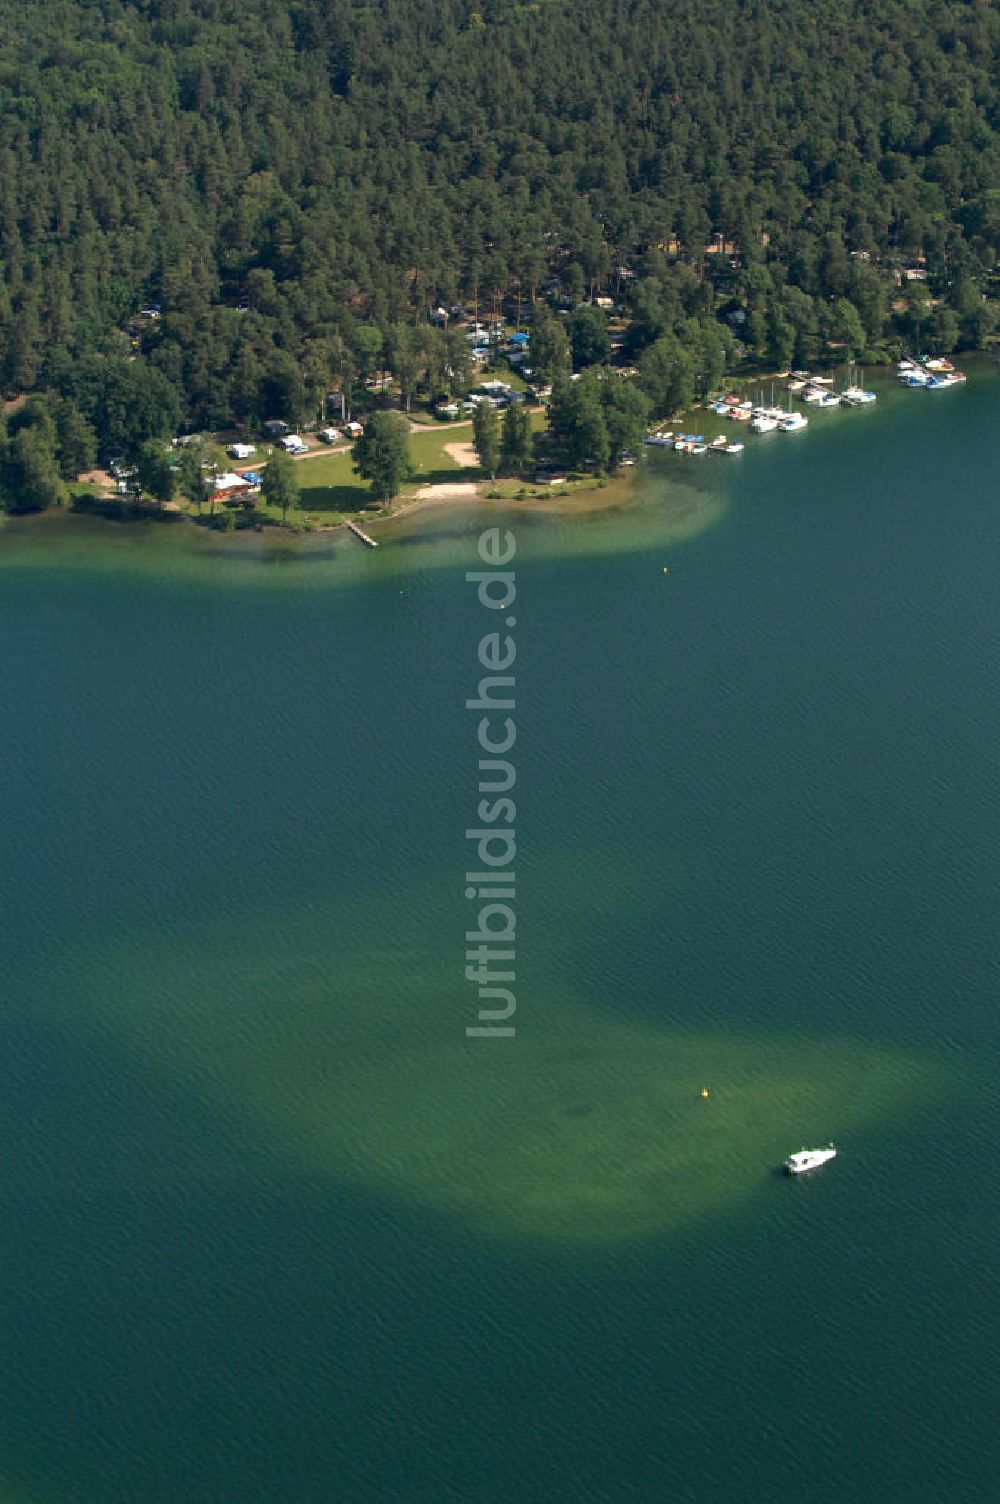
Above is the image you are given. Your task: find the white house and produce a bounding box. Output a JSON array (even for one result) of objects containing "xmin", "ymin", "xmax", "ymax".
[{"xmin": 228, "ymin": 442, "xmax": 256, "ymax": 460}]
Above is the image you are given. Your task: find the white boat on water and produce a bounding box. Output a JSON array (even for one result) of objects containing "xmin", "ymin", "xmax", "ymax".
[
  {"xmin": 779, "ymin": 412, "xmax": 808, "ymax": 431},
  {"xmin": 750, "ymin": 413, "xmax": 778, "ymax": 433},
  {"xmin": 725, "ymin": 441, "xmax": 744, "ymax": 454},
  {"xmin": 841, "ymin": 385, "xmax": 877, "ymax": 405},
  {"xmin": 784, "ymin": 1144, "xmax": 837, "ymax": 1175},
  {"xmin": 816, "ymin": 392, "xmax": 841, "ymax": 408},
  {"xmin": 927, "ymin": 370, "xmax": 966, "ymax": 388}
]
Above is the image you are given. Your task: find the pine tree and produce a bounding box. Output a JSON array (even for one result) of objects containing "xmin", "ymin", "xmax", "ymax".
[
  {"xmin": 601, "ymin": 381, "xmax": 650, "ymax": 469},
  {"xmin": 529, "ymin": 307, "xmax": 571, "ymax": 386},
  {"xmin": 547, "ymin": 375, "xmax": 610, "ymax": 472},
  {"xmin": 55, "ymin": 401, "xmax": 98, "ymax": 481},
  {"xmin": 472, "ymin": 401, "xmax": 501, "ymax": 479},
  {"xmin": 500, "ymin": 403, "xmax": 533, "ymax": 476}
]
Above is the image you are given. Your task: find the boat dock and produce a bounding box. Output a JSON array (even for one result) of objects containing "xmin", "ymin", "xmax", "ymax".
[{"xmin": 346, "ymin": 520, "xmax": 379, "ymax": 548}]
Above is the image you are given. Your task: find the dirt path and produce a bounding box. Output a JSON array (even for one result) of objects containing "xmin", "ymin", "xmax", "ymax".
[{"xmin": 292, "ymin": 443, "xmax": 352, "ymax": 460}]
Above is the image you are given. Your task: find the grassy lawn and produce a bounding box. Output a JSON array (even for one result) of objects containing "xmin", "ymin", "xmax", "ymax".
[
  {"xmin": 166, "ymin": 406, "xmax": 553, "ymax": 527},
  {"xmin": 290, "ymin": 422, "xmax": 480, "ymax": 522}
]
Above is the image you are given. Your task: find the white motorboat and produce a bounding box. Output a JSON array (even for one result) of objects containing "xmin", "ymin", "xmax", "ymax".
[
  {"xmin": 816, "ymin": 392, "xmax": 842, "ymax": 408},
  {"xmin": 750, "ymin": 413, "xmax": 778, "ymax": 433},
  {"xmin": 724, "ymin": 441, "xmax": 744, "ymax": 454},
  {"xmin": 841, "ymin": 385, "xmax": 877, "ymax": 405},
  {"xmin": 784, "ymin": 1144, "xmax": 837, "ymax": 1175},
  {"xmin": 779, "ymin": 412, "xmax": 808, "ymax": 431}
]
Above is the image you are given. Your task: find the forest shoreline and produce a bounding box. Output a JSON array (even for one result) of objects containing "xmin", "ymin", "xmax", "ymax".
[{"xmin": 0, "ymin": 468, "xmax": 641, "ymax": 558}]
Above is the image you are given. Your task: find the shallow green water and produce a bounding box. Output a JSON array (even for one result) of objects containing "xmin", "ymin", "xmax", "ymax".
[{"xmin": 2, "ymin": 370, "xmax": 999, "ymax": 1500}]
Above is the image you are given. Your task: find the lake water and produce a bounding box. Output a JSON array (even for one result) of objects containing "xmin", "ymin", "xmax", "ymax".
[{"xmin": 2, "ymin": 371, "xmax": 999, "ymax": 1501}]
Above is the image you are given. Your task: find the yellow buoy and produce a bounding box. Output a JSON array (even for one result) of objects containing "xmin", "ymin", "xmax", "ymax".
[{"xmin": 700, "ymin": 1088, "xmax": 710, "ymax": 1099}]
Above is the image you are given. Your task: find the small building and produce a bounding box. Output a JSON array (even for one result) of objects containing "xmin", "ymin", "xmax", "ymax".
[
  {"xmin": 344, "ymin": 421, "xmax": 364, "ymax": 438},
  {"xmin": 214, "ymin": 471, "xmax": 249, "ymax": 491},
  {"xmin": 263, "ymin": 419, "xmax": 289, "ymax": 437},
  {"xmin": 317, "ymin": 427, "xmax": 341, "ymax": 444},
  {"xmin": 228, "ymin": 442, "xmax": 256, "ymax": 460},
  {"xmin": 280, "ymin": 434, "xmax": 308, "ymax": 454}
]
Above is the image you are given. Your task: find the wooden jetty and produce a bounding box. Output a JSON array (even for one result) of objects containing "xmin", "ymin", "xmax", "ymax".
[{"xmin": 346, "ymin": 520, "xmax": 379, "ymax": 548}]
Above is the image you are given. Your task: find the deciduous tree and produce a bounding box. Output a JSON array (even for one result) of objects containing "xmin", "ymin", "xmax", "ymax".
[
  {"xmin": 261, "ymin": 447, "xmax": 300, "ymax": 523},
  {"xmin": 352, "ymin": 413, "xmax": 411, "ymax": 502}
]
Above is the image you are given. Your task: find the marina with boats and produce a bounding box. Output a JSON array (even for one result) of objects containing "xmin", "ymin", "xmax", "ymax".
[{"xmin": 643, "ymin": 354, "xmax": 968, "ymax": 458}]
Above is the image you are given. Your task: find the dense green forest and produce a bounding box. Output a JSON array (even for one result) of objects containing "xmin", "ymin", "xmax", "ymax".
[{"xmin": 2, "ymin": 0, "xmax": 1000, "ymax": 490}]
